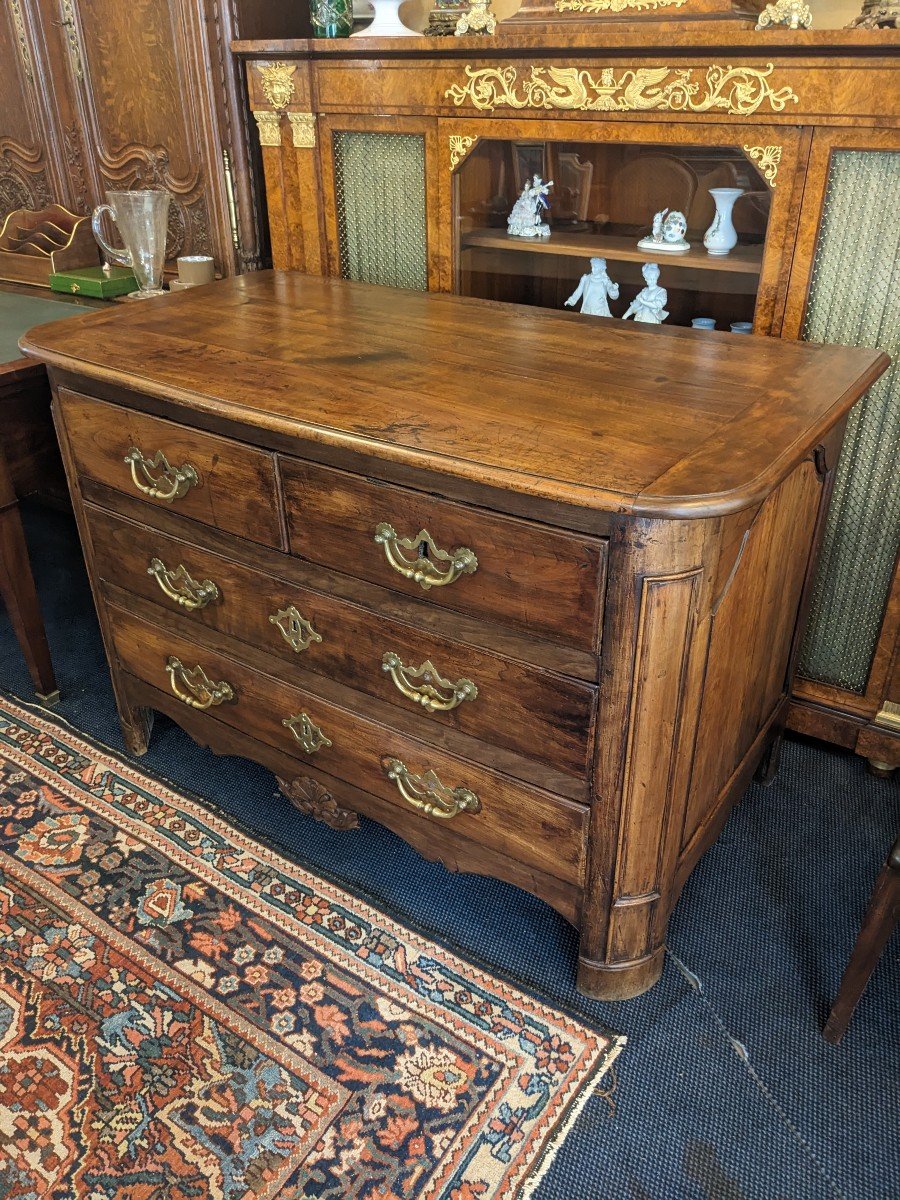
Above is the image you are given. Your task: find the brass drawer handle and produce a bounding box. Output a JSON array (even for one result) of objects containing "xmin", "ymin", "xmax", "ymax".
[
  {"xmin": 383, "ymin": 757, "xmax": 480, "ymax": 820},
  {"xmin": 283, "ymin": 712, "xmax": 332, "ymax": 755},
  {"xmin": 374, "ymin": 523, "xmax": 478, "ymax": 591},
  {"xmin": 148, "ymin": 558, "xmax": 219, "ymax": 611},
  {"xmin": 124, "ymin": 446, "xmax": 199, "ymax": 502},
  {"xmin": 270, "ymin": 605, "xmax": 322, "ymax": 653},
  {"xmin": 165, "ymin": 656, "xmax": 234, "ymax": 710},
  {"xmin": 381, "ymin": 651, "xmax": 477, "ymax": 713}
]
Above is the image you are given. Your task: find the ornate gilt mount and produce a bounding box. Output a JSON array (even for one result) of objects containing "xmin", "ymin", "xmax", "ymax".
[
  {"xmin": 259, "ymin": 61, "xmax": 297, "ymax": 111},
  {"xmin": 270, "ymin": 606, "xmax": 322, "ymax": 654},
  {"xmin": 449, "ymin": 135, "xmax": 477, "ymax": 170},
  {"xmin": 253, "ymin": 111, "xmax": 281, "ymax": 148},
  {"xmin": 556, "ymin": 0, "xmax": 686, "ymax": 11},
  {"xmin": 288, "ymin": 112, "xmax": 316, "ymax": 149},
  {"xmin": 382, "ymin": 652, "xmax": 478, "ymax": 713},
  {"xmin": 755, "ymin": 0, "xmax": 812, "ymax": 26},
  {"xmin": 374, "ymin": 524, "xmax": 478, "ymax": 591},
  {"xmin": 445, "ymin": 64, "xmax": 799, "ymax": 117},
  {"xmin": 455, "ymin": 0, "xmax": 497, "ymax": 34},
  {"xmin": 742, "ymin": 144, "xmax": 783, "ymax": 187},
  {"xmin": 283, "ymin": 712, "xmax": 332, "ymax": 755},
  {"xmin": 278, "ymin": 775, "xmax": 359, "ymax": 830},
  {"xmin": 383, "ymin": 757, "xmax": 481, "ymax": 820}
]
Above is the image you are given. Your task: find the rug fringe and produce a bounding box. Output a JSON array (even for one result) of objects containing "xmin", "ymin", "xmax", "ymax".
[{"xmin": 519, "ymin": 1034, "xmax": 627, "ymax": 1199}]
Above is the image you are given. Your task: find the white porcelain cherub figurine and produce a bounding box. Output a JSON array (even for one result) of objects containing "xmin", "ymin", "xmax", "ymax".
[
  {"xmin": 622, "ymin": 262, "xmax": 669, "ymax": 324},
  {"xmin": 507, "ymin": 175, "xmax": 553, "ymax": 239},
  {"xmin": 565, "ymin": 257, "xmax": 620, "ymax": 318}
]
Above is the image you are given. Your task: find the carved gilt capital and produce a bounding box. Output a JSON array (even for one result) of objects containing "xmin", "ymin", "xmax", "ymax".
[
  {"xmin": 253, "ymin": 110, "xmax": 281, "ymax": 148},
  {"xmin": 288, "ymin": 112, "xmax": 317, "ymax": 149}
]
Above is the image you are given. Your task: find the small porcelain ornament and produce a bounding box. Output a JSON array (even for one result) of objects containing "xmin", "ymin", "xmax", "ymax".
[
  {"xmin": 704, "ymin": 187, "xmax": 744, "ymax": 256},
  {"xmin": 507, "ymin": 175, "xmax": 553, "ymax": 239},
  {"xmin": 622, "ymin": 262, "xmax": 669, "ymax": 325},
  {"xmin": 637, "ymin": 208, "xmax": 690, "ymax": 254},
  {"xmin": 565, "ymin": 257, "xmax": 620, "ymax": 318}
]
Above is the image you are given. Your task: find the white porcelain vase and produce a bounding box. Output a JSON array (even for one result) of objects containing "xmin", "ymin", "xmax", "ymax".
[
  {"xmin": 703, "ymin": 187, "xmax": 744, "ymax": 257},
  {"xmin": 352, "ymin": 0, "xmax": 413, "ymax": 34}
]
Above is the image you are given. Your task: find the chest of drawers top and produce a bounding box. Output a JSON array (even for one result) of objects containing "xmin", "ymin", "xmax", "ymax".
[{"xmin": 20, "ymin": 271, "xmax": 886, "ymax": 528}]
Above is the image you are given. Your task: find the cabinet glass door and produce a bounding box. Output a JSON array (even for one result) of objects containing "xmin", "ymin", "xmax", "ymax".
[{"xmin": 454, "ymin": 139, "xmax": 773, "ymax": 333}]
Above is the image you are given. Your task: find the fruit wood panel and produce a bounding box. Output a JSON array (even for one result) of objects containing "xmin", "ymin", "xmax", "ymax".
[
  {"xmin": 120, "ymin": 669, "xmax": 584, "ymax": 923},
  {"xmin": 80, "ymin": 478, "xmax": 598, "ymax": 680},
  {"xmin": 56, "ymin": 389, "xmax": 282, "ymax": 549},
  {"xmin": 280, "ymin": 458, "xmax": 607, "ymax": 651},
  {"xmin": 294, "ymin": 55, "xmax": 900, "ymax": 127},
  {"xmin": 20, "ymin": 273, "xmax": 888, "ymax": 521},
  {"xmin": 107, "ymin": 604, "xmax": 589, "ymax": 887},
  {"xmin": 87, "ymin": 505, "xmax": 597, "ymax": 780}
]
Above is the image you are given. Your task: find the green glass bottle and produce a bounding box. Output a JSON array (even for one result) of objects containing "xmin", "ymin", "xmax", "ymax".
[{"xmin": 310, "ymin": 0, "xmax": 353, "ymax": 37}]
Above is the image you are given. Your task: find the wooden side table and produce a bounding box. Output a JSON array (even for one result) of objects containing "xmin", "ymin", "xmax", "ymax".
[{"xmin": 0, "ymin": 445, "xmax": 58, "ymax": 703}]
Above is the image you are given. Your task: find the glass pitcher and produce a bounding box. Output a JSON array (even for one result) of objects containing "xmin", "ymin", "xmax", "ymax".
[{"xmin": 91, "ymin": 189, "xmax": 170, "ymax": 299}]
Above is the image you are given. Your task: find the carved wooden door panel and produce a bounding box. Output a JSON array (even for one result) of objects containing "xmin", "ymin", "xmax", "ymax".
[
  {"xmin": 38, "ymin": 0, "xmax": 237, "ymax": 273},
  {"xmin": 0, "ymin": 1, "xmax": 66, "ymax": 214}
]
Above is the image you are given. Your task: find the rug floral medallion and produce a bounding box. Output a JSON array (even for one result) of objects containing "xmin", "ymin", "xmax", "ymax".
[{"xmin": 0, "ymin": 697, "xmax": 621, "ymax": 1200}]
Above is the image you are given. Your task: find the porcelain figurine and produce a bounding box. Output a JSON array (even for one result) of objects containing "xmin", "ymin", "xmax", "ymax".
[
  {"xmin": 637, "ymin": 207, "xmax": 690, "ymax": 254},
  {"xmin": 565, "ymin": 257, "xmax": 620, "ymax": 318},
  {"xmin": 622, "ymin": 262, "xmax": 669, "ymax": 325},
  {"xmin": 507, "ymin": 175, "xmax": 553, "ymax": 239},
  {"xmin": 704, "ymin": 187, "xmax": 744, "ymax": 256}
]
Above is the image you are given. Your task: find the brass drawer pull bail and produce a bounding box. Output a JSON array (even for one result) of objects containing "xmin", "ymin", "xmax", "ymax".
[
  {"xmin": 124, "ymin": 446, "xmax": 199, "ymax": 502},
  {"xmin": 148, "ymin": 558, "xmax": 219, "ymax": 610},
  {"xmin": 374, "ymin": 523, "xmax": 477, "ymax": 591},
  {"xmin": 166, "ymin": 656, "xmax": 234, "ymax": 709},
  {"xmin": 283, "ymin": 712, "xmax": 332, "ymax": 755},
  {"xmin": 381, "ymin": 651, "xmax": 477, "ymax": 712},
  {"xmin": 383, "ymin": 757, "xmax": 480, "ymax": 819}
]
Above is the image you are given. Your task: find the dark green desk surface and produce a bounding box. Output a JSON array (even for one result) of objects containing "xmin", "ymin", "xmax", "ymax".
[{"xmin": 0, "ymin": 290, "xmax": 102, "ymax": 364}]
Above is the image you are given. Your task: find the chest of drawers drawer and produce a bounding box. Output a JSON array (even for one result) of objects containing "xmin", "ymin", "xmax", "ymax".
[
  {"xmin": 107, "ymin": 605, "xmax": 588, "ymax": 888},
  {"xmin": 87, "ymin": 507, "xmax": 596, "ymax": 782},
  {"xmin": 281, "ymin": 459, "xmax": 607, "ymax": 652},
  {"xmin": 57, "ymin": 389, "xmax": 282, "ymax": 549}
]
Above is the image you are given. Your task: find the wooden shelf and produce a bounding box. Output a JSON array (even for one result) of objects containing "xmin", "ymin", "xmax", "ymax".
[{"xmin": 461, "ymin": 228, "xmax": 764, "ymax": 277}]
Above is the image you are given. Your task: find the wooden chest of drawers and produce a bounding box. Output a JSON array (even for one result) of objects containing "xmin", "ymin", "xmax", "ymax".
[{"xmin": 22, "ymin": 272, "xmax": 888, "ymax": 999}]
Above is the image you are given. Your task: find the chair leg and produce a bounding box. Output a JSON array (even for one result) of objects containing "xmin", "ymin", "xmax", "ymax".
[
  {"xmin": 0, "ymin": 504, "xmax": 58, "ymax": 703},
  {"xmin": 823, "ymin": 838, "xmax": 900, "ymax": 1044}
]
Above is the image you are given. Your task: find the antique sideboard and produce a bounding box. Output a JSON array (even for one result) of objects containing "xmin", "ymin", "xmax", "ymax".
[
  {"xmin": 22, "ymin": 273, "xmax": 887, "ymax": 997},
  {"xmin": 232, "ymin": 26, "xmax": 900, "ymax": 774}
]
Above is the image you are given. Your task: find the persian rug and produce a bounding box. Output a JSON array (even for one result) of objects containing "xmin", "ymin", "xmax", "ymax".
[{"xmin": 0, "ymin": 695, "xmax": 622, "ymax": 1200}]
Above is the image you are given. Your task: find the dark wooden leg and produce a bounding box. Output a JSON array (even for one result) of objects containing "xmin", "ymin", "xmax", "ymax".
[
  {"xmin": 754, "ymin": 725, "xmax": 785, "ymax": 786},
  {"xmin": 823, "ymin": 836, "xmax": 900, "ymax": 1044},
  {"xmin": 0, "ymin": 499, "xmax": 58, "ymax": 704}
]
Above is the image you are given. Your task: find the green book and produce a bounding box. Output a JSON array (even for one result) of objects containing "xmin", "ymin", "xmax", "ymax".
[{"xmin": 49, "ymin": 265, "xmax": 138, "ymax": 299}]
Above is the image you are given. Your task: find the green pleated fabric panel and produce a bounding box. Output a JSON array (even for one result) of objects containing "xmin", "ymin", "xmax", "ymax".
[
  {"xmin": 332, "ymin": 131, "xmax": 428, "ymax": 291},
  {"xmin": 797, "ymin": 150, "xmax": 900, "ymax": 693}
]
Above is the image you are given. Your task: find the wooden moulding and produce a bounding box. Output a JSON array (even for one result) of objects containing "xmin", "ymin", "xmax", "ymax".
[{"xmin": 0, "ymin": 205, "xmax": 99, "ymax": 287}]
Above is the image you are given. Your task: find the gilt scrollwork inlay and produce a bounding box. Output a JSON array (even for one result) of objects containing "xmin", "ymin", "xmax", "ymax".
[
  {"xmin": 742, "ymin": 144, "xmax": 783, "ymax": 187},
  {"xmin": 556, "ymin": 0, "xmax": 686, "ymax": 11},
  {"xmin": 288, "ymin": 112, "xmax": 316, "ymax": 149},
  {"xmin": 259, "ymin": 61, "xmax": 297, "ymax": 111},
  {"xmin": 444, "ymin": 64, "xmax": 799, "ymax": 117},
  {"xmin": 253, "ymin": 110, "xmax": 281, "ymax": 148},
  {"xmin": 449, "ymin": 135, "xmax": 477, "ymax": 170}
]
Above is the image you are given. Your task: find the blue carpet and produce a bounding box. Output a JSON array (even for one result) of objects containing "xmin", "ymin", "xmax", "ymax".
[{"xmin": 3, "ymin": 502, "xmax": 897, "ymax": 1200}]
